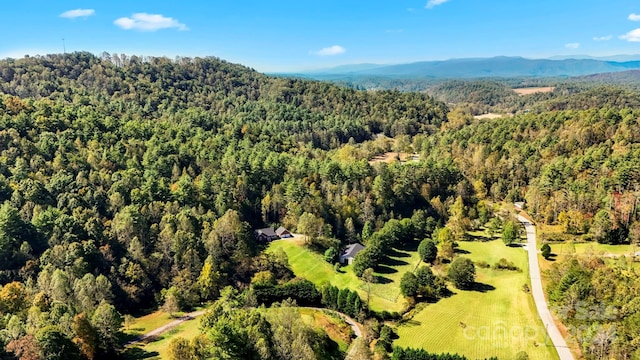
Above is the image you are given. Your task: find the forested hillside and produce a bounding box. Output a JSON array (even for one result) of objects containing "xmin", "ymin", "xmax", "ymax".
[
  {"xmin": 1, "ymin": 52, "xmax": 640, "ymax": 359},
  {"xmin": 0, "ymin": 52, "xmax": 459, "ymax": 359},
  {"xmin": 420, "ymin": 88, "xmax": 640, "ymax": 359}
]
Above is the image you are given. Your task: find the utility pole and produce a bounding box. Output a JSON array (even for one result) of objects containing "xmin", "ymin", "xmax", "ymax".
[{"xmin": 62, "ymin": 38, "xmax": 66, "ymax": 54}]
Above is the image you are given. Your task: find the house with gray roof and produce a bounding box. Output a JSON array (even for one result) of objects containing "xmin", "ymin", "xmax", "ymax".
[
  {"xmin": 340, "ymin": 243, "xmax": 365, "ymax": 265},
  {"xmin": 255, "ymin": 227, "xmax": 279, "ymax": 242}
]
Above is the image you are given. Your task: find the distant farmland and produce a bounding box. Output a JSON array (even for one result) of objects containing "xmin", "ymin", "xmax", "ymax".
[{"xmin": 513, "ymin": 87, "xmax": 555, "ymax": 96}]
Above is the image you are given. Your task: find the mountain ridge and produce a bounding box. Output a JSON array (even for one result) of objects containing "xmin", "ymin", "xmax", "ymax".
[{"xmin": 297, "ymin": 56, "xmax": 640, "ymax": 79}]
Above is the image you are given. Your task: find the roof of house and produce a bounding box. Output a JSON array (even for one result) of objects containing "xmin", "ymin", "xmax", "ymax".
[
  {"xmin": 256, "ymin": 227, "xmax": 278, "ymax": 237},
  {"xmin": 341, "ymin": 243, "xmax": 365, "ymax": 258},
  {"xmin": 275, "ymin": 226, "xmax": 290, "ymax": 236}
]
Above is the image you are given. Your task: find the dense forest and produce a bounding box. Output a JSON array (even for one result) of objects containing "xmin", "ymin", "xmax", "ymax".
[
  {"xmin": 0, "ymin": 52, "xmax": 463, "ymax": 359},
  {"xmin": 0, "ymin": 52, "xmax": 639, "ymax": 359}
]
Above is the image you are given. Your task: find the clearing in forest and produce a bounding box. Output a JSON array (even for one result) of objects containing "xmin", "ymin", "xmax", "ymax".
[
  {"xmin": 267, "ymin": 238, "xmax": 422, "ymax": 313},
  {"xmin": 368, "ymin": 152, "xmax": 419, "ymax": 165},
  {"xmin": 394, "ymin": 238, "xmax": 559, "ymax": 360},
  {"xmin": 513, "ymin": 87, "xmax": 555, "ymax": 95}
]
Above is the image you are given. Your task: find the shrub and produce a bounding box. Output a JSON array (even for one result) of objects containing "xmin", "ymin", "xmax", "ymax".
[{"xmin": 541, "ymin": 243, "xmax": 551, "ymax": 259}]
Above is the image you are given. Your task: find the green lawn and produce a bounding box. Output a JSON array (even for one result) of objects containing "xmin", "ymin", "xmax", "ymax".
[
  {"xmin": 558, "ymin": 242, "xmax": 636, "ymax": 256},
  {"xmin": 124, "ymin": 310, "xmax": 203, "ymax": 360},
  {"xmin": 267, "ymin": 239, "xmax": 421, "ymax": 312},
  {"xmin": 140, "ymin": 318, "xmax": 203, "ymax": 359},
  {"xmin": 395, "ymin": 239, "xmax": 559, "ymax": 360},
  {"xmin": 124, "ymin": 311, "xmax": 186, "ymax": 336}
]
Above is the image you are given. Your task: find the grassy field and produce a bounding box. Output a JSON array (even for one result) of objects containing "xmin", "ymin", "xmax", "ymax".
[
  {"xmin": 395, "ymin": 239, "xmax": 559, "ymax": 360},
  {"xmin": 125, "ymin": 307, "xmax": 352, "ymax": 359},
  {"xmin": 123, "ymin": 310, "xmax": 203, "ymax": 360},
  {"xmin": 267, "ymin": 238, "xmax": 421, "ymax": 312},
  {"xmin": 125, "ymin": 311, "xmax": 186, "ymax": 336},
  {"xmin": 141, "ymin": 319, "xmax": 202, "ymax": 359}
]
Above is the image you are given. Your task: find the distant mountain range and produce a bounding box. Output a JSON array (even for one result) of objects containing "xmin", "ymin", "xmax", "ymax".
[{"xmin": 298, "ymin": 56, "xmax": 640, "ymax": 79}]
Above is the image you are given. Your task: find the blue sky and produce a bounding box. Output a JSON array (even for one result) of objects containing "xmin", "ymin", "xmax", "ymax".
[{"xmin": 2, "ymin": 0, "xmax": 640, "ymax": 72}]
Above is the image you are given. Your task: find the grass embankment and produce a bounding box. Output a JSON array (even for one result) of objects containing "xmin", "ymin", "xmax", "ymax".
[
  {"xmin": 267, "ymin": 238, "xmax": 421, "ymax": 312},
  {"xmin": 395, "ymin": 238, "xmax": 559, "ymax": 360}
]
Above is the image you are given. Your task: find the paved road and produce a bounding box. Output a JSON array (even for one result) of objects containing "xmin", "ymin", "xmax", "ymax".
[
  {"xmin": 126, "ymin": 310, "xmax": 206, "ymax": 346},
  {"xmin": 336, "ymin": 312, "xmax": 363, "ymax": 359},
  {"xmin": 517, "ymin": 215, "xmax": 574, "ymax": 360}
]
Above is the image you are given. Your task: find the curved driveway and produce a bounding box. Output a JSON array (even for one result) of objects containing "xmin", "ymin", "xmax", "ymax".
[{"xmin": 517, "ymin": 215, "xmax": 574, "ymax": 360}]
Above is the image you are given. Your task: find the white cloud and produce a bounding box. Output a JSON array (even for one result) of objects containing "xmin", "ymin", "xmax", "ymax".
[
  {"xmin": 565, "ymin": 42, "xmax": 580, "ymax": 49},
  {"xmin": 629, "ymin": 13, "xmax": 640, "ymax": 21},
  {"xmin": 60, "ymin": 9, "xmax": 95, "ymax": 19},
  {"xmin": 114, "ymin": 13, "xmax": 188, "ymax": 31},
  {"xmin": 313, "ymin": 45, "xmax": 346, "ymax": 56},
  {"xmin": 426, "ymin": 0, "xmax": 450, "ymax": 9},
  {"xmin": 621, "ymin": 28, "xmax": 640, "ymax": 42},
  {"xmin": 593, "ymin": 35, "xmax": 612, "ymax": 41}
]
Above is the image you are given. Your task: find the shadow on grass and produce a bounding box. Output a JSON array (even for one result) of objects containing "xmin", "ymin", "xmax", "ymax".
[
  {"xmin": 397, "ymin": 241, "xmax": 419, "ymax": 252},
  {"xmin": 121, "ymin": 333, "xmax": 143, "ymax": 344},
  {"xmin": 544, "ymin": 254, "xmax": 557, "ymax": 262},
  {"xmin": 374, "ymin": 275, "xmax": 393, "ymax": 284},
  {"xmin": 466, "ymin": 234, "xmax": 493, "ymax": 242},
  {"xmin": 454, "ymin": 248, "xmax": 471, "ymax": 254},
  {"xmin": 386, "ymin": 248, "xmax": 411, "ymax": 258},
  {"xmin": 507, "ymin": 243, "xmax": 525, "ymax": 248},
  {"xmin": 376, "ymin": 265, "xmax": 399, "ymax": 275},
  {"xmin": 399, "ymin": 319, "xmax": 422, "ymax": 326},
  {"xmin": 122, "ymin": 347, "xmax": 160, "ymax": 360},
  {"xmin": 468, "ymin": 282, "xmax": 496, "ymax": 293},
  {"xmin": 380, "ymin": 256, "xmax": 408, "ymax": 267}
]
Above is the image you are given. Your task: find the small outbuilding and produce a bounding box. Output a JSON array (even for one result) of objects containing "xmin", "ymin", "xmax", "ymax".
[
  {"xmin": 275, "ymin": 226, "xmax": 292, "ymax": 238},
  {"xmin": 340, "ymin": 243, "xmax": 365, "ymax": 265},
  {"xmin": 255, "ymin": 227, "xmax": 280, "ymax": 242},
  {"xmin": 514, "ymin": 202, "xmax": 525, "ymax": 211}
]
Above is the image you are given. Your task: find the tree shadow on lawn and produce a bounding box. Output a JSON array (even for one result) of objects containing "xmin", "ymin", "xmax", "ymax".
[
  {"xmin": 397, "ymin": 241, "xmax": 419, "ymax": 252},
  {"xmin": 380, "ymin": 256, "xmax": 408, "ymax": 267},
  {"xmin": 507, "ymin": 243, "xmax": 525, "ymax": 248},
  {"xmin": 466, "ymin": 234, "xmax": 493, "ymax": 242},
  {"xmin": 122, "ymin": 347, "xmax": 160, "ymax": 360},
  {"xmin": 544, "ymin": 254, "xmax": 558, "ymax": 262},
  {"xmin": 121, "ymin": 332, "xmax": 143, "ymax": 344},
  {"xmin": 454, "ymin": 248, "xmax": 471, "ymax": 254},
  {"xmin": 373, "ymin": 274, "xmax": 393, "ymax": 284},
  {"xmin": 375, "ymin": 265, "xmax": 399, "ymax": 275},
  {"xmin": 386, "ymin": 247, "xmax": 411, "ymax": 258},
  {"xmin": 398, "ymin": 318, "xmax": 421, "ymax": 326},
  {"xmin": 468, "ymin": 282, "xmax": 496, "ymax": 293}
]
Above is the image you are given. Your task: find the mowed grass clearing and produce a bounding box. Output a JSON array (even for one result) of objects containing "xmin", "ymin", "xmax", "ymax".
[
  {"xmin": 124, "ymin": 310, "xmax": 203, "ymax": 360},
  {"xmin": 395, "ymin": 239, "xmax": 559, "ymax": 360},
  {"xmin": 267, "ymin": 238, "xmax": 421, "ymax": 312}
]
